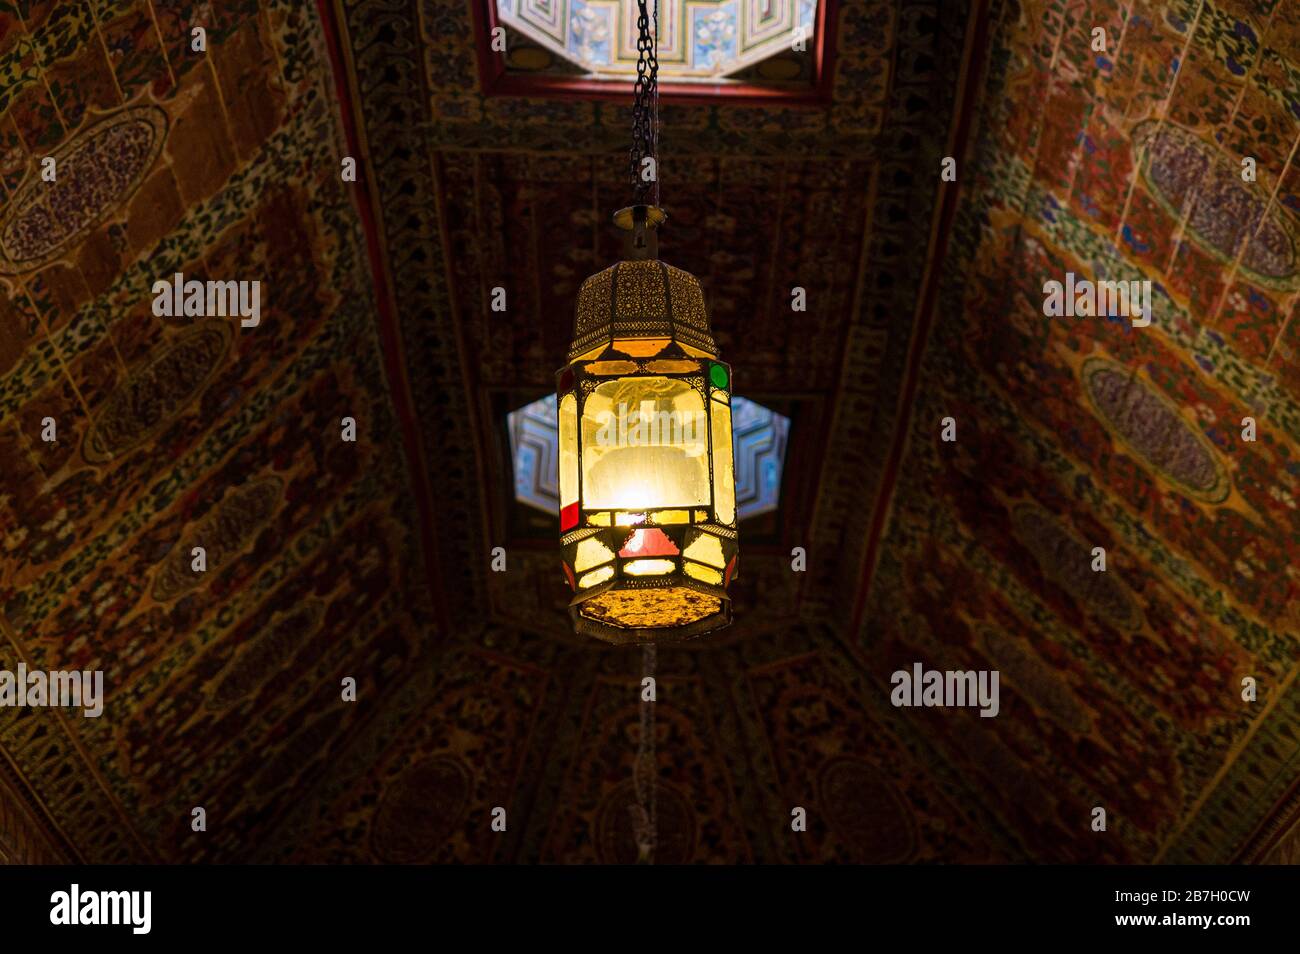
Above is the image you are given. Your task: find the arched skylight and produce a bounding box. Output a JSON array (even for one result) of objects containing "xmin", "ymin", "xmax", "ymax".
[{"xmin": 496, "ymin": 0, "xmax": 817, "ymax": 81}]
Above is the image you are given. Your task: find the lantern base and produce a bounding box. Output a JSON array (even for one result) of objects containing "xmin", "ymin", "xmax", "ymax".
[{"xmin": 569, "ymin": 579, "xmax": 732, "ymax": 645}]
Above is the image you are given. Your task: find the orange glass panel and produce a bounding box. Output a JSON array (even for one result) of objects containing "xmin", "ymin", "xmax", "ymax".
[
  {"xmin": 645, "ymin": 360, "xmax": 700, "ymax": 374},
  {"xmin": 586, "ymin": 361, "xmax": 640, "ymax": 376},
  {"xmin": 613, "ymin": 338, "xmax": 670, "ymax": 357},
  {"xmin": 649, "ymin": 509, "xmax": 690, "ymax": 524}
]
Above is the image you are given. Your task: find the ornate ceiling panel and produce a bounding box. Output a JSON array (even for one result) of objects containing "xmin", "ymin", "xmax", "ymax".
[
  {"xmin": 854, "ymin": 0, "xmax": 1300, "ymax": 862},
  {"xmin": 0, "ymin": 0, "xmax": 435, "ymax": 862}
]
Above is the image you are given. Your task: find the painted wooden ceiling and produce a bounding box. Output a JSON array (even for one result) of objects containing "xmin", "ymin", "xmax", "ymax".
[
  {"xmin": 1, "ymin": 0, "xmax": 1298, "ymax": 865},
  {"xmin": 880, "ymin": 0, "xmax": 1300, "ymax": 864}
]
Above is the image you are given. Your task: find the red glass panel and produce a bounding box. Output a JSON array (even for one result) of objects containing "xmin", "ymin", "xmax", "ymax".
[
  {"xmin": 618, "ymin": 527, "xmax": 680, "ymax": 558},
  {"xmin": 560, "ymin": 502, "xmax": 580, "ymax": 531}
]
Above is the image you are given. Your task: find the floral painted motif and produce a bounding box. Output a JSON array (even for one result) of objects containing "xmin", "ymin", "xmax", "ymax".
[{"xmin": 0, "ymin": 106, "xmax": 166, "ymax": 273}]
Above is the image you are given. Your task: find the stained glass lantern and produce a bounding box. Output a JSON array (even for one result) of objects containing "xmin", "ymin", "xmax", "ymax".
[{"xmin": 556, "ymin": 206, "xmax": 737, "ymax": 643}]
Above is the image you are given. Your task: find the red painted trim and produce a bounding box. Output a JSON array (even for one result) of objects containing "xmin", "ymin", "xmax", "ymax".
[
  {"xmin": 316, "ymin": 0, "xmax": 450, "ymax": 634},
  {"xmin": 847, "ymin": 0, "xmax": 993, "ymax": 639},
  {"xmin": 1231, "ymin": 772, "xmax": 1300, "ymax": 862},
  {"xmin": 471, "ymin": 0, "xmax": 839, "ymax": 107}
]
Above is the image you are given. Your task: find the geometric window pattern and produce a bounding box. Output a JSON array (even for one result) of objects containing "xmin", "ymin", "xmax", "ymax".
[
  {"xmin": 508, "ymin": 393, "xmax": 561, "ymax": 514},
  {"xmin": 496, "ymin": 0, "xmax": 817, "ymax": 81},
  {"xmin": 730, "ymin": 392, "xmax": 788, "ymax": 519},
  {"xmin": 508, "ymin": 393, "xmax": 788, "ymax": 519}
]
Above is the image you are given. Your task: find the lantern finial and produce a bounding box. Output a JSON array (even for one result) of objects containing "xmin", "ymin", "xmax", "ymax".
[{"xmin": 613, "ymin": 204, "xmax": 667, "ymax": 260}]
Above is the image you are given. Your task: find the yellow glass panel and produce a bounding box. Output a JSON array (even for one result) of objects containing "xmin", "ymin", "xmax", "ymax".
[
  {"xmin": 710, "ymin": 398, "xmax": 735, "ymax": 525},
  {"xmin": 587, "ymin": 360, "xmax": 640, "ymax": 376},
  {"xmin": 646, "ymin": 360, "xmax": 699, "ymax": 374},
  {"xmin": 650, "ymin": 509, "xmax": 690, "ymax": 524},
  {"xmin": 623, "ymin": 558, "xmax": 675, "ymax": 576},
  {"xmin": 588, "ymin": 512, "xmax": 611, "ymax": 526},
  {"xmin": 684, "ymin": 561, "xmax": 722, "ymax": 585},
  {"xmin": 574, "ymin": 343, "xmax": 607, "ymax": 362},
  {"xmin": 574, "ymin": 537, "xmax": 614, "ymax": 572},
  {"xmin": 683, "ymin": 532, "xmax": 726, "ymax": 568},
  {"xmin": 581, "ymin": 377, "xmax": 709, "ymax": 510},
  {"xmin": 615, "ymin": 512, "xmax": 646, "ymax": 526},
  {"xmin": 613, "ymin": 338, "xmax": 670, "ymax": 357},
  {"xmin": 559, "ymin": 392, "xmax": 578, "ymax": 510},
  {"xmin": 713, "ymin": 391, "xmax": 729, "ymax": 404},
  {"xmin": 678, "ymin": 341, "xmax": 714, "ymax": 358},
  {"xmin": 694, "ymin": 510, "xmax": 708, "ymax": 521},
  {"xmin": 579, "ymin": 565, "xmax": 615, "ymax": 589}
]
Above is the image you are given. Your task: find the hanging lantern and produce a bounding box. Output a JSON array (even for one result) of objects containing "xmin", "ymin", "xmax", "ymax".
[
  {"xmin": 557, "ymin": 205, "xmax": 737, "ymax": 643},
  {"xmin": 556, "ymin": 0, "xmax": 736, "ymax": 643}
]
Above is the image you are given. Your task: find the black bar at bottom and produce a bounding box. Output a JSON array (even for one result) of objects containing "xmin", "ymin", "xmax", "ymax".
[{"xmin": 0, "ymin": 863, "xmax": 1291, "ymax": 943}]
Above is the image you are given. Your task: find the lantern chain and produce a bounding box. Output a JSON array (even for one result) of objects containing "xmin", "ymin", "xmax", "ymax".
[
  {"xmin": 629, "ymin": 0, "xmax": 659, "ymax": 206},
  {"xmin": 631, "ymin": 643, "xmax": 657, "ymax": 863}
]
